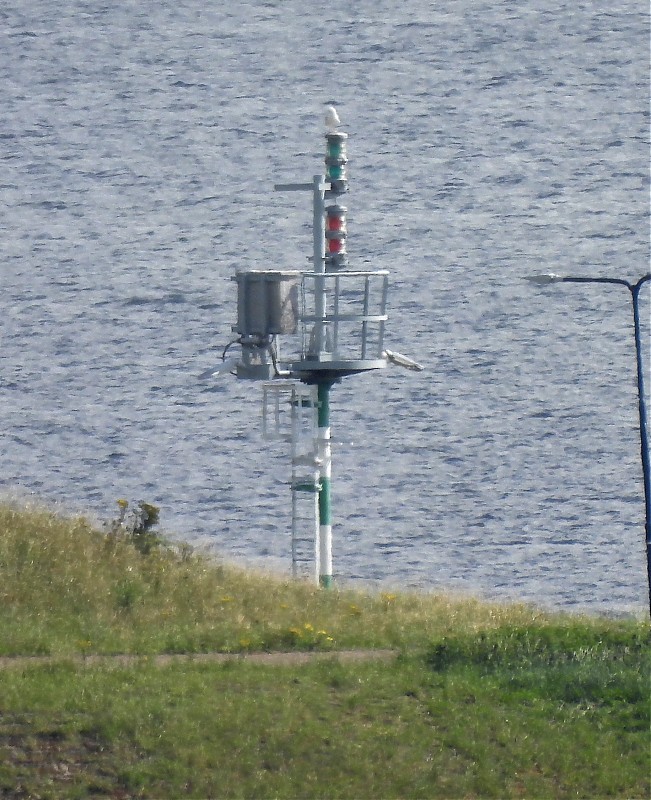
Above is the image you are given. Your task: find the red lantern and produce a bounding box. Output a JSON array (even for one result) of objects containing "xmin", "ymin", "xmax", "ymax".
[{"xmin": 324, "ymin": 204, "xmax": 347, "ymax": 270}]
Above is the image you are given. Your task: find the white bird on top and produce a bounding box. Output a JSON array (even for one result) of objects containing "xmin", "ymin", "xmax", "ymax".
[{"xmin": 325, "ymin": 104, "xmax": 341, "ymax": 131}]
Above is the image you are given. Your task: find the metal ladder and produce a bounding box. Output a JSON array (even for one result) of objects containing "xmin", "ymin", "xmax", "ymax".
[{"xmin": 262, "ymin": 382, "xmax": 320, "ymax": 582}]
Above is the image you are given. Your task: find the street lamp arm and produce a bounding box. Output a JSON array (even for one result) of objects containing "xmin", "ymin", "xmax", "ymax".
[
  {"xmin": 561, "ymin": 274, "xmax": 650, "ymax": 293},
  {"xmin": 559, "ymin": 275, "xmax": 633, "ymax": 290},
  {"xmin": 524, "ymin": 273, "xmax": 650, "ymax": 291},
  {"xmin": 633, "ymin": 274, "xmax": 651, "ymax": 293}
]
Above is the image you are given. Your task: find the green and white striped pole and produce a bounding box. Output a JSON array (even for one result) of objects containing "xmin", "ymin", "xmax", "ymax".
[{"xmin": 317, "ymin": 380, "xmax": 333, "ymax": 588}]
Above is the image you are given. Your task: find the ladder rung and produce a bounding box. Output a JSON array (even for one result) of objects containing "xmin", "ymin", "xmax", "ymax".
[{"xmin": 291, "ymin": 482, "xmax": 320, "ymax": 492}]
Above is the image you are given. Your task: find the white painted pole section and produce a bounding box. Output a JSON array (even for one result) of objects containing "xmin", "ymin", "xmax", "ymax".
[
  {"xmin": 289, "ymin": 387, "xmax": 300, "ymax": 579},
  {"xmin": 317, "ymin": 382, "xmax": 333, "ymax": 587},
  {"xmin": 318, "ymin": 426, "xmax": 332, "ymax": 586},
  {"xmin": 312, "ymin": 460, "xmax": 321, "ymax": 585}
]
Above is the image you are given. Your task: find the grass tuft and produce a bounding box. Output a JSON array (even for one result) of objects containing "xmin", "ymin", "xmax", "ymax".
[{"xmin": 427, "ymin": 623, "xmax": 649, "ymax": 671}]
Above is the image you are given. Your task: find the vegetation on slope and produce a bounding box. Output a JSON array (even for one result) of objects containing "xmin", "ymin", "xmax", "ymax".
[
  {"xmin": 0, "ymin": 503, "xmax": 648, "ymax": 799},
  {"xmin": 0, "ymin": 501, "xmax": 553, "ymax": 658}
]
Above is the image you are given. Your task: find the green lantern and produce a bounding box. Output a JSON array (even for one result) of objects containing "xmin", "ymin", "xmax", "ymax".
[{"xmin": 325, "ymin": 131, "xmax": 348, "ymax": 194}]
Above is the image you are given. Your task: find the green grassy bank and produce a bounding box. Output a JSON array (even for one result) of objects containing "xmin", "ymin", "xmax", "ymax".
[{"xmin": 0, "ymin": 503, "xmax": 648, "ymax": 798}]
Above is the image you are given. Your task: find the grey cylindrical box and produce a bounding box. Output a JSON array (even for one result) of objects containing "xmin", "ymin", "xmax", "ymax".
[{"xmin": 234, "ymin": 271, "xmax": 301, "ymax": 336}]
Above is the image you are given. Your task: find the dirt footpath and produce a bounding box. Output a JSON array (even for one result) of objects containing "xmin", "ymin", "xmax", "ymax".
[{"xmin": 0, "ymin": 649, "xmax": 399, "ymax": 669}]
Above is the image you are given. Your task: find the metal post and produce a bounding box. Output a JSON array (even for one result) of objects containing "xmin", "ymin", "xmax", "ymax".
[
  {"xmin": 313, "ymin": 175, "xmax": 333, "ymax": 587},
  {"xmin": 559, "ymin": 275, "xmax": 651, "ymax": 616},
  {"xmin": 526, "ymin": 272, "xmax": 651, "ymax": 615},
  {"xmin": 312, "ymin": 175, "xmax": 327, "ymax": 355},
  {"xmin": 317, "ymin": 380, "xmax": 333, "ymax": 587},
  {"xmin": 629, "ymin": 278, "xmax": 651, "ymax": 617}
]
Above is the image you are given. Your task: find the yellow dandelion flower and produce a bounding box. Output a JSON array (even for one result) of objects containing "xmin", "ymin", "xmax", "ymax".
[{"xmin": 303, "ymin": 623, "xmax": 314, "ymax": 632}]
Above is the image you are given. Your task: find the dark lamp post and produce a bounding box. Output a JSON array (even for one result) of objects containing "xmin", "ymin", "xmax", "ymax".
[{"xmin": 525, "ymin": 273, "xmax": 651, "ymax": 617}]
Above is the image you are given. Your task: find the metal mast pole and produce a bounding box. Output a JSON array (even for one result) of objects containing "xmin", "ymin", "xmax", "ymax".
[
  {"xmin": 311, "ymin": 173, "xmax": 334, "ymax": 587},
  {"xmin": 312, "ymin": 175, "xmax": 327, "ymax": 353},
  {"xmin": 525, "ymin": 272, "xmax": 651, "ymax": 615},
  {"xmin": 559, "ymin": 275, "xmax": 651, "ymax": 615},
  {"xmin": 629, "ymin": 277, "xmax": 651, "ymax": 616}
]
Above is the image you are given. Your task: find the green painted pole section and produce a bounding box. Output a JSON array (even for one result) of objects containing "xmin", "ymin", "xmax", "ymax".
[{"xmin": 317, "ymin": 381, "xmax": 333, "ymax": 588}]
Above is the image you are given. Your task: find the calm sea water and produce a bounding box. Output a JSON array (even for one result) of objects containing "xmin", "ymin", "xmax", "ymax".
[{"xmin": 1, "ymin": 0, "xmax": 649, "ymax": 615}]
